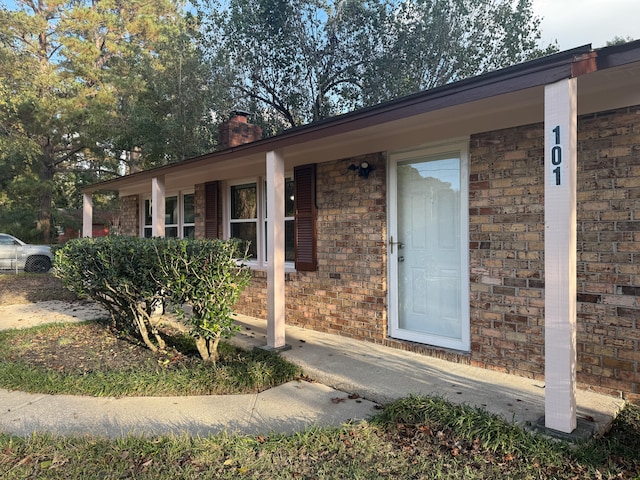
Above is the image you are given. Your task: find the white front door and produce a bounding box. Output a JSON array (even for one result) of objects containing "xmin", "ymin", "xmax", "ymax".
[{"xmin": 389, "ymin": 143, "xmax": 470, "ymax": 351}]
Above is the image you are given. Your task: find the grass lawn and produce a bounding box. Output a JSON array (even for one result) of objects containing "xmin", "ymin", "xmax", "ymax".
[
  {"xmin": 0, "ymin": 273, "xmax": 639, "ymax": 478},
  {"xmin": 0, "ymin": 399, "xmax": 638, "ymax": 479},
  {"xmin": 0, "ymin": 321, "xmax": 302, "ymax": 396}
]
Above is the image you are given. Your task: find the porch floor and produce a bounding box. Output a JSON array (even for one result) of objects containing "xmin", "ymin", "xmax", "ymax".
[{"xmin": 231, "ymin": 314, "xmax": 625, "ymax": 439}]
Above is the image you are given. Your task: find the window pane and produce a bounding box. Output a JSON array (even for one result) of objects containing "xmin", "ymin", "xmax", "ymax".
[
  {"xmin": 144, "ymin": 227, "xmax": 152, "ymax": 238},
  {"xmin": 264, "ymin": 220, "xmax": 296, "ymax": 262},
  {"xmin": 183, "ymin": 194, "xmax": 195, "ymax": 223},
  {"xmin": 285, "ymin": 220, "xmax": 295, "ymax": 262},
  {"xmin": 144, "ymin": 200, "xmax": 152, "ymax": 226},
  {"xmin": 166, "ymin": 226, "xmax": 178, "ymax": 238},
  {"xmin": 285, "ymin": 179, "xmax": 295, "ymax": 217},
  {"xmin": 231, "ymin": 222, "xmax": 257, "ymax": 258},
  {"xmin": 264, "ymin": 179, "xmax": 295, "ymax": 218},
  {"xmin": 165, "ymin": 196, "xmax": 178, "ymax": 225},
  {"xmin": 183, "ymin": 225, "xmax": 195, "ymax": 239},
  {"xmin": 231, "ymin": 184, "xmax": 257, "ymax": 219}
]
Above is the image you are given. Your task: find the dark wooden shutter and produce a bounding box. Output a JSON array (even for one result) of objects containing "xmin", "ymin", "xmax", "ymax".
[
  {"xmin": 294, "ymin": 164, "xmax": 317, "ymax": 271},
  {"xmin": 204, "ymin": 181, "xmax": 219, "ymax": 239}
]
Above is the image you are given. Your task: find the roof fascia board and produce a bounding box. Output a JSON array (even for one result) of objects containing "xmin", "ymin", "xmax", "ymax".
[{"xmin": 596, "ymin": 39, "xmax": 640, "ymax": 69}]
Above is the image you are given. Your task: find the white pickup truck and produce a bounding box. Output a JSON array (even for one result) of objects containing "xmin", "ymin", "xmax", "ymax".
[{"xmin": 0, "ymin": 233, "xmax": 53, "ymax": 273}]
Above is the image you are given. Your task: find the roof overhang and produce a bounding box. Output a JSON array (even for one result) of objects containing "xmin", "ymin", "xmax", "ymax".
[{"xmin": 83, "ymin": 41, "xmax": 640, "ymax": 196}]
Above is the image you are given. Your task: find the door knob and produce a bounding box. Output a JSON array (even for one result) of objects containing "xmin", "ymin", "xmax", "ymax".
[{"xmin": 389, "ymin": 236, "xmax": 404, "ymax": 253}]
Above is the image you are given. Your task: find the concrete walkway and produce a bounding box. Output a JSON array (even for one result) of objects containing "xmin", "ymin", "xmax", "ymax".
[
  {"xmin": 0, "ymin": 380, "xmax": 376, "ymax": 438},
  {"xmin": 231, "ymin": 315, "xmax": 624, "ymax": 438},
  {"xmin": 0, "ymin": 306, "xmax": 624, "ymax": 439}
]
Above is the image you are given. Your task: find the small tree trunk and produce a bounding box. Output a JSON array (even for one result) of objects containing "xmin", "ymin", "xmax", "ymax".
[
  {"xmin": 194, "ymin": 336, "xmax": 212, "ymax": 362},
  {"xmin": 145, "ymin": 301, "xmax": 167, "ymax": 350},
  {"xmin": 194, "ymin": 333, "xmax": 222, "ymax": 364},
  {"xmin": 135, "ymin": 316, "xmax": 158, "ymax": 352},
  {"xmin": 152, "ymin": 328, "xmax": 166, "ymax": 350},
  {"xmin": 131, "ymin": 304, "xmax": 159, "ymax": 352},
  {"xmin": 208, "ymin": 335, "xmax": 221, "ymax": 364},
  {"xmin": 37, "ymin": 154, "xmax": 55, "ymax": 242}
]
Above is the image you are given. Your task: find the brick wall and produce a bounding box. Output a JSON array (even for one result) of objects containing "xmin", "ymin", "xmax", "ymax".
[
  {"xmin": 119, "ymin": 195, "xmax": 139, "ymax": 236},
  {"xmin": 194, "ymin": 183, "xmax": 205, "ymax": 239},
  {"xmin": 468, "ymin": 125, "xmax": 546, "ymax": 380},
  {"xmin": 469, "ymin": 106, "xmax": 640, "ymax": 400},
  {"xmin": 196, "ymin": 107, "xmax": 639, "ymax": 399},
  {"xmin": 235, "ymin": 153, "xmax": 388, "ymax": 341},
  {"xmin": 575, "ymin": 107, "xmax": 640, "ymax": 401}
]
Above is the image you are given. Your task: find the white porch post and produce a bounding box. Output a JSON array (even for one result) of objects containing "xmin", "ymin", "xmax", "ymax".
[
  {"xmin": 82, "ymin": 193, "xmax": 93, "ymax": 238},
  {"xmin": 544, "ymin": 78, "xmax": 578, "ymax": 433},
  {"xmin": 265, "ymin": 150, "xmax": 287, "ymax": 349},
  {"xmin": 151, "ymin": 176, "xmax": 165, "ymax": 237}
]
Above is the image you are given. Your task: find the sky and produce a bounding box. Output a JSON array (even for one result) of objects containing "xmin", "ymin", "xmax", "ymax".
[
  {"xmin": 532, "ymin": 0, "xmax": 640, "ymax": 50},
  {"xmin": 1, "ymin": 0, "xmax": 638, "ymax": 51}
]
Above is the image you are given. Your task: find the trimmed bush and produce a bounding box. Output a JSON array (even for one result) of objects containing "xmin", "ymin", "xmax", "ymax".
[
  {"xmin": 54, "ymin": 236, "xmax": 168, "ymax": 351},
  {"xmin": 54, "ymin": 236, "xmax": 251, "ymax": 362},
  {"xmin": 159, "ymin": 238, "xmax": 251, "ymax": 363}
]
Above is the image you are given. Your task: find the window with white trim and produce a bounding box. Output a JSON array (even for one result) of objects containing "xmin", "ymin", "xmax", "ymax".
[
  {"xmin": 183, "ymin": 193, "xmax": 195, "ymax": 238},
  {"xmin": 228, "ymin": 177, "xmax": 295, "ymax": 265},
  {"xmin": 142, "ymin": 192, "xmax": 194, "ymax": 238},
  {"xmin": 165, "ymin": 195, "xmax": 179, "ymax": 238},
  {"xmin": 230, "ymin": 182, "xmax": 258, "ymax": 259},
  {"xmin": 264, "ymin": 178, "xmax": 295, "ymax": 262},
  {"xmin": 143, "ymin": 198, "xmax": 153, "ymax": 238}
]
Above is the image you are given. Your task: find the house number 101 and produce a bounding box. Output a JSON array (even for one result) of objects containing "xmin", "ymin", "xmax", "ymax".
[{"xmin": 551, "ymin": 125, "xmax": 562, "ymax": 185}]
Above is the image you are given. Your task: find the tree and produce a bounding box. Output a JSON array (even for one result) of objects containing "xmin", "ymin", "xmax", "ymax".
[
  {"xmin": 373, "ymin": 0, "xmax": 557, "ymax": 101},
  {"xmin": 196, "ymin": 0, "xmax": 385, "ymax": 130},
  {"xmin": 55, "ymin": 237, "xmax": 251, "ymax": 363},
  {"xmin": 0, "ymin": 1, "xmax": 218, "ymax": 241},
  {"xmin": 108, "ymin": 11, "xmax": 224, "ymax": 172},
  {"xmin": 196, "ymin": 0, "xmax": 556, "ymax": 132},
  {"xmin": 606, "ymin": 35, "xmax": 634, "ymax": 46}
]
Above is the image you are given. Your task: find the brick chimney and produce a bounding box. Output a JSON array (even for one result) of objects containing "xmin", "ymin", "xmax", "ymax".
[{"xmin": 218, "ymin": 110, "xmax": 262, "ymax": 150}]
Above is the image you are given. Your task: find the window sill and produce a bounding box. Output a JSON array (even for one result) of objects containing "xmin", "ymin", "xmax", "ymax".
[{"xmin": 247, "ymin": 264, "xmax": 297, "ymax": 274}]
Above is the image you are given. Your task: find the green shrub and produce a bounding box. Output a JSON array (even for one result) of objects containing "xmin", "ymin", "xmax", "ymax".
[
  {"xmin": 54, "ymin": 236, "xmax": 168, "ymax": 351},
  {"xmin": 158, "ymin": 238, "xmax": 251, "ymax": 363},
  {"xmin": 54, "ymin": 237, "xmax": 251, "ymax": 362}
]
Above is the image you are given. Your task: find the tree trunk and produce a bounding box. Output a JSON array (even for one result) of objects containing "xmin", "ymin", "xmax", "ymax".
[
  {"xmin": 135, "ymin": 315, "xmax": 158, "ymax": 352},
  {"xmin": 195, "ymin": 333, "xmax": 221, "ymax": 364},
  {"xmin": 131, "ymin": 304, "xmax": 161, "ymax": 352},
  {"xmin": 37, "ymin": 149, "xmax": 55, "ymax": 242},
  {"xmin": 145, "ymin": 301, "xmax": 166, "ymax": 350},
  {"xmin": 208, "ymin": 335, "xmax": 221, "ymax": 364},
  {"xmin": 195, "ymin": 336, "xmax": 212, "ymax": 362}
]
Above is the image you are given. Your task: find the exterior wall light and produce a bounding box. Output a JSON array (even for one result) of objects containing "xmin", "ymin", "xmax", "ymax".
[{"xmin": 348, "ymin": 161, "xmax": 374, "ymax": 178}]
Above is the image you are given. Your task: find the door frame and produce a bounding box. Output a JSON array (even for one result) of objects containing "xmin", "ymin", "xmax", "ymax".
[{"xmin": 387, "ymin": 140, "xmax": 470, "ymax": 351}]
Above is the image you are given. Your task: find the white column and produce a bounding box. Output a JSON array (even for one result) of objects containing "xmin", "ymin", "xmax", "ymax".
[
  {"xmin": 266, "ymin": 150, "xmax": 286, "ymax": 349},
  {"xmin": 82, "ymin": 193, "xmax": 93, "ymax": 238},
  {"xmin": 544, "ymin": 78, "xmax": 578, "ymax": 434},
  {"xmin": 152, "ymin": 176, "xmax": 165, "ymax": 238}
]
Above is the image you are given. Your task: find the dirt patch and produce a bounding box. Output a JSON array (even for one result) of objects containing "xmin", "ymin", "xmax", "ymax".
[
  {"xmin": 0, "ymin": 273, "xmax": 78, "ymax": 304},
  {"xmin": 0, "ymin": 301, "xmax": 109, "ymax": 330},
  {"xmin": 0, "ymin": 273, "xmax": 192, "ymax": 375},
  {"xmin": 0, "ymin": 272, "xmax": 108, "ymax": 331},
  {"xmin": 1, "ymin": 321, "xmax": 192, "ymax": 375}
]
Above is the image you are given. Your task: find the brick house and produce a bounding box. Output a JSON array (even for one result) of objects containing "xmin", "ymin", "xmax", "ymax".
[{"xmin": 82, "ymin": 42, "xmax": 640, "ymax": 433}]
